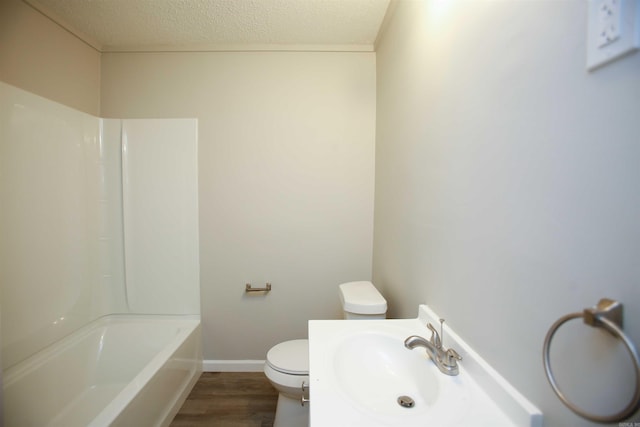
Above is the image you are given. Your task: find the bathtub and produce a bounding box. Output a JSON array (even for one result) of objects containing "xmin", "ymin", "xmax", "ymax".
[{"xmin": 3, "ymin": 315, "xmax": 202, "ymax": 427}]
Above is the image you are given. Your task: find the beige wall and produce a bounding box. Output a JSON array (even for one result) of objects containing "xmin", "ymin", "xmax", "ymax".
[
  {"xmin": 0, "ymin": 0, "xmax": 100, "ymax": 115},
  {"xmin": 374, "ymin": 1, "xmax": 640, "ymax": 425},
  {"xmin": 101, "ymin": 51, "xmax": 376, "ymax": 361}
]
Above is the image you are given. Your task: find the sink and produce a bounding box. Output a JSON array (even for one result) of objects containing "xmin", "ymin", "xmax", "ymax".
[
  {"xmin": 333, "ymin": 331, "xmax": 440, "ymax": 413},
  {"xmin": 308, "ymin": 305, "xmax": 543, "ymax": 427},
  {"xmin": 325, "ymin": 326, "xmax": 471, "ymax": 425}
]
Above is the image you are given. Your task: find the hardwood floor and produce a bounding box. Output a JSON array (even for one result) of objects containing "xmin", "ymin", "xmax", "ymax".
[{"xmin": 170, "ymin": 372, "xmax": 278, "ymax": 427}]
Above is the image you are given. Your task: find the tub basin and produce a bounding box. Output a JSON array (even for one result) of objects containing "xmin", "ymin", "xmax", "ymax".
[{"xmin": 3, "ymin": 314, "xmax": 202, "ymax": 427}]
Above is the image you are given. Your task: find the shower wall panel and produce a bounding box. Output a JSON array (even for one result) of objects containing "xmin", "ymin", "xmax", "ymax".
[
  {"xmin": 121, "ymin": 119, "xmax": 200, "ymax": 315},
  {"xmin": 0, "ymin": 82, "xmax": 105, "ymax": 369}
]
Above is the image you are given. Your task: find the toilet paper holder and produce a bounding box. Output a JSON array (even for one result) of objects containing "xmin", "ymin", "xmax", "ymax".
[{"xmin": 245, "ymin": 282, "xmax": 272, "ymax": 292}]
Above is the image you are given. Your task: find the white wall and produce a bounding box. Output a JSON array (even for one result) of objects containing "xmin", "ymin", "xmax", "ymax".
[
  {"xmin": 374, "ymin": 1, "xmax": 640, "ymax": 425},
  {"xmin": 101, "ymin": 51, "xmax": 376, "ymax": 361},
  {"xmin": 0, "ymin": 0, "xmax": 101, "ymax": 115}
]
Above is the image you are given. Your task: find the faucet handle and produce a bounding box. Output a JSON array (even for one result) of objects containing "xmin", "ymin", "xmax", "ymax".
[
  {"xmin": 446, "ymin": 348, "xmax": 462, "ymax": 364},
  {"xmin": 427, "ymin": 323, "xmax": 442, "ymax": 349}
]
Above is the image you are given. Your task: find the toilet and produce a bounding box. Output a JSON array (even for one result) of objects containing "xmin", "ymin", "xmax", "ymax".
[{"xmin": 264, "ymin": 281, "xmax": 387, "ymax": 427}]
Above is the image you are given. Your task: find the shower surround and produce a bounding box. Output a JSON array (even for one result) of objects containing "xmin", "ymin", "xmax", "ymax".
[{"xmin": 0, "ymin": 81, "xmax": 201, "ymax": 426}]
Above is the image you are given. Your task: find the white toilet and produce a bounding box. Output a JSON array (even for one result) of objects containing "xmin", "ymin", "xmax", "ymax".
[{"xmin": 264, "ymin": 281, "xmax": 387, "ymax": 427}]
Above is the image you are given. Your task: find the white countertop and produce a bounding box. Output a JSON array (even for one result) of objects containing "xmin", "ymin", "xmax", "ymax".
[{"xmin": 308, "ymin": 305, "xmax": 542, "ymax": 427}]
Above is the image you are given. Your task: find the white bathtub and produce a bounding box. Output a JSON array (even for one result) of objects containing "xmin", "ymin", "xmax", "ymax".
[{"xmin": 3, "ymin": 315, "xmax": 202, "ymax": 427}]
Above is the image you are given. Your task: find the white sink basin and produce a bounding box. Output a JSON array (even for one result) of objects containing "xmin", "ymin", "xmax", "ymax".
[
  {"xmin": 308, "ymin": 305, "xmax": 543, "ymax": 427},
  {"xmin": 333, "ymin": 331, "xmax": 440, "ymax": 414}
]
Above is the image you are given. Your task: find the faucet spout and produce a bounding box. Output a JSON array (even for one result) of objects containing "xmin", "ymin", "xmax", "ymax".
[
  {"xmin": 404, "ymin": 335, "xmax": 435, "ymax": 352},
  {"xmin": 404, "ymin": 331, "xmax": 462, "ymax": 376}
]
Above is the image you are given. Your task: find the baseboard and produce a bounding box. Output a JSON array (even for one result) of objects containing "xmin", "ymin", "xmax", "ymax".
[{"xmin": 203, "ymin": 359, "xmax": 265, "ymax": 372}]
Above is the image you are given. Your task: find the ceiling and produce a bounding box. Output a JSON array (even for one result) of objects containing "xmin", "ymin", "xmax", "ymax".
[{"xmin": 25, "ymin": 0, "xmax": 392, "ymax": 52}]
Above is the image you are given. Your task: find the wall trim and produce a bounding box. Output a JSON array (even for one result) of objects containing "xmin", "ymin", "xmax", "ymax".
[{"xmin": 203, "ymin": 360, "xmax": 265, "ymax": 372}]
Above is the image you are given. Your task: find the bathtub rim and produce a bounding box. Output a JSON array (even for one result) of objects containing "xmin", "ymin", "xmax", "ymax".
[
  {"xmin": 89, "ymin": 316, "xmax": 201, "ymax": 427},
  {"xmin": 4, "ymin": 313, "xmax": 200, "ymax": 384},
  {"xmin": 3, "ymin": 313, "xmax": 201, "ymax": 427}
]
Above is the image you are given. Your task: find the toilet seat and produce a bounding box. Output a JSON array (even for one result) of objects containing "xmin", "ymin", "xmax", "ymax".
[{"xmin": 266, "ymin": 339, "xmax": 309, "ymax": 375}]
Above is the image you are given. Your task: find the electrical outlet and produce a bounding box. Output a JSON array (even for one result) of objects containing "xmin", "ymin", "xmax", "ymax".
[
  {"xmin": 597, "ymin": 0, "xmax": 622, "ymax": 47},
  {"xmin": 587, "ymin": 0, "xmax": 640, "ymax": 70}
]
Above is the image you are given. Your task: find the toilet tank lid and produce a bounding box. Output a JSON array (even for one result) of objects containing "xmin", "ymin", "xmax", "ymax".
[{"xmin": 339, "ymin": 281, "xmax": 387, "ymax": 315}]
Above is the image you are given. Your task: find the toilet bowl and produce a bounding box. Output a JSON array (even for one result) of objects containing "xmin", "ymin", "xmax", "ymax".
[
  {"xmin": 264, "ymin": 281, "xmax": 386, "ymax": 427},
  {"xmin": 264, "ymin": 339, "xmax": 309, "ymax": 427}
]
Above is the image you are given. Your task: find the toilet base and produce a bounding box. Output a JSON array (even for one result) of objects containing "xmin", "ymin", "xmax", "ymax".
[{"xmin": 273, "ymin": 392, "xmax": 309, "ymax": 427}]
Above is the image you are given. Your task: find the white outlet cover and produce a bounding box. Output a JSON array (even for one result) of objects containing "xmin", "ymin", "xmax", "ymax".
[
  {"xmin": 597, "ymin": 0, "xmax": 622, "ymax": 47},
  {"xmin": 587, "ymin": 0, "xmax": 640, "ymax": 70}
]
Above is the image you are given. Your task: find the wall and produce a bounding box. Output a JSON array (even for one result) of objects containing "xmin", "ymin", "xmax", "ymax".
[
  {"xmin": 374, "ymin": 1, "xmax": 640, "ymax": 425},
  {"xmin": 101, "ymin": 51, "xmax": 377, "ymax": 362},
  {"xmin": 0, "ymin": 0, "xmax": 101, "ymax": 115}
]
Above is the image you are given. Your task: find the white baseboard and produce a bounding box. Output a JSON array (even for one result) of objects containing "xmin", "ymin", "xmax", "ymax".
[{"xmin": 203, "ymin": 359, "xmax": 265, "ymax": 372}]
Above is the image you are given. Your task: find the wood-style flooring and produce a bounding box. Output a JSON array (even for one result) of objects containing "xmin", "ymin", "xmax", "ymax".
[{"xmin": 170, "ymin": 372, "xmax": 278, "ymax": 427}]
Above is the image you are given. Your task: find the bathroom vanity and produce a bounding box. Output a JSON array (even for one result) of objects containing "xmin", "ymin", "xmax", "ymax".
[{"xmin": 308, "ymin": 305, "xmax": 542, "ymax": 427}]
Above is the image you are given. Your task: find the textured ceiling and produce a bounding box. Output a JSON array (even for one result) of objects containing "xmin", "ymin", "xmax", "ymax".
[{"xmin": 26, "ymin": 0, "xmax": 391, "ymax": 51}]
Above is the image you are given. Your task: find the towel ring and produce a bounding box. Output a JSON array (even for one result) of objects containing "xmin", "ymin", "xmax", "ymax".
[{"xmin": 543, "ymin": 299, "xmax": 640, "ymax": 423}]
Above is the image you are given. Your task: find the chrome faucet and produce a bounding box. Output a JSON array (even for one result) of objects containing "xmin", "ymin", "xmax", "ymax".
[{"xmin": 404, "ymin": 320, "xmax": 462, "ymax": 376}]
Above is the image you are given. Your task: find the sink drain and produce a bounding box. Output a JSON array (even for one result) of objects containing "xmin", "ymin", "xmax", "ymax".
[{"xmin": 397, "ymin": 395, "xmax": 415, "ymax": 408}]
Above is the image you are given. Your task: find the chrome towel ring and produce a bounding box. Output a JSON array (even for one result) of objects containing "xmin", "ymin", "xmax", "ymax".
[{"xmin": 543, "ymin": 298, "xmax": 640, "ymax": 423}]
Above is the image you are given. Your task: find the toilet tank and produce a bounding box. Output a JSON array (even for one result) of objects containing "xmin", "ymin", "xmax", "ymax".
[{"xmin": 339, "ymin": 281, "xmax": 387, "ymax": 319}]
